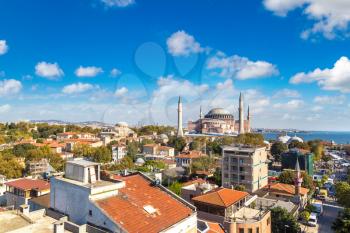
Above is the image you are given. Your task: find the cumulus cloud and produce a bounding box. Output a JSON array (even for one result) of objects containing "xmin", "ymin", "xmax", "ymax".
[
  {"xmin": 207, "ymin": 52, "xmax": 279, "ymax": 80},
  {"xmin": 0, "ymin": 40, "xmax": 8, "ymax": 55},
  {"xmin": 114, "ymin": 87, "xmax": 128, "ymax": 97},
  {"xmin": 35, "ymin": 61, "xmax": 64, "ymax": 80},
  {"xmin": 167, "ymin": 31, "xmax": 203, "ymax": 56},
  {"xmin": 0, "ymin": 104, "xmax": 11, "ymax": 113},
  {"xmin": 314, "ymin": 95, "xmax": 346, "ymax": 105},
  {"xmin": 75, "ymin": 66, "xmax": 103, "ymax": 78},
  {"xmin": 311, "ymin": 106, "xmax": 323, "ymax": 112},
  {"xmin": 273, "ymin": 99, "xmax": 304, "ymax": 110},
  {"xmin": 290, "ymin": 56, "xmax": 350, "ymax": 93},
  {"xmin": 273, "ymin": 88, "xmax": 301, "ymax": 98},
  {"xmin": 263, "ymin": 0, "xmax": 350, "ymax": 39},
  {"xmin": 110, "ymin": 68, "xmax": 121, "ymax": 77},
  {"xmin": 101, "ymin": 0, "xmax": 135, "ymax": 7},
  {"xmin": 62, "ymin": 83, "xmax": 94, "ymax": 94},
  {"xmin": 0, "ymin": 79, "xmax": 22, "ymax": 96}
]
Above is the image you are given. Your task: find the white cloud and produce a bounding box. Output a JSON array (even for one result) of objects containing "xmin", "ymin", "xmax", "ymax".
[
  {"xmin": 75, "ymin": 66, "xmax": 103, "ymax": 78},
  {"xmin": 114, "ymin": 87, "xmax": 128, "ymax": 97},
  {"xmin": 0, "ymin": 79, "xmax": 22, "ymax": 96},
  {"xmin": 273, "ymin": 99, "xmax": 304, "ymax": 110},
  {"xmin": 101, "ymin": 0, "xmax": 135, "ymax": 7},
  {"xmin": 207, "ymin": 52, "xmax": 279, "ymax": 80},
  {"xmin": 263, "ymin": 0, "xmax": 350, "ymax": 39},
  {"xmin": 273, "ymin": 88, "xmax": 301, "ymax": 98},
  {"xmin": 35, "ymin": 61, "xmax": 64, "ymax": 80},
  {"xmin": 290, "ymin": 56, "xmax": 350, "ymax": 93},
  {"xmin": 0, "ymin": 40, "xmax": 8, "ymax": 55},
  {"xmin": 110, "ymin": 68, "xmax": 121, "ymax": 77},
  {"xmin": 167, "ymin": 31, "xmax": 203, "ymax": 56},
  {"xmin": 314, "ymin": 95, "xmax": 346, "ymax": 105},
  {"xmin": 62, "ymin": 83, "xmax": 94, "ymax": 94},
  {"xmin": 311, "ymin": 106, "xmax": 323, "ymax": 112},
  {"xmin": 0, "ymin": 104, "xmax": 11, "ymax": 113}
]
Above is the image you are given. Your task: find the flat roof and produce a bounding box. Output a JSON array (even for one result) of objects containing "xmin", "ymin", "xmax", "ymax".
[
  {"xmin": 66, "ymin": 159, "xmax": 100, "ymax": 167},
  {"xmin": 222, "ymin": 145, "xmax": 266, "ymax": 152}
]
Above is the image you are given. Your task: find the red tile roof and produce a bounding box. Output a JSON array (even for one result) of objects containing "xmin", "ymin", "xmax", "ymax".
[
  {"xmin": 95, "ymin": 174, "xmax": 194, "ymax": 233},
  {"xmin": 263, "ymin": 182, "xmax": 309, "ymax": 196},
  {"xmin": 206, "ymin": 221, "xmax": 225, "ymax": 233},
  {"xmin": 5, "ymin": 179, "xmax": 50, "ymax": 191},
  {"xmin": 182, "ymin": 178, "xmax": 206, "ymax": 187},
  {"xmin": 177, "ymin": 150, "xmax": 203, "ymax": 159},
  {"xmin": 192, "ymin": 188, "xmax": 249, "ymax": 208}
]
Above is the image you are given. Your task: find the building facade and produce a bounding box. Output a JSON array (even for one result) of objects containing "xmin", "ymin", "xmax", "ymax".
[
  {"xmin": 188, "ymin": 93, "xmax": 250, "ymax": 135},
  {"xmin": 222, "ymin": 145, "xmax": 268, "ymax": 193},
  {"xmin": 281, "ymin": 149, "xmax": 314, "ymax": 176}
]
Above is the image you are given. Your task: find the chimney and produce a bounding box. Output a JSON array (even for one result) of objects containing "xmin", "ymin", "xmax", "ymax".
[
  {"xmin": 19, "ymin": 204, "xmax": 29, "ymax": 216},
  {"xmin": 54, "ymin": 220, "xmax": 65, "ymax": 233}
]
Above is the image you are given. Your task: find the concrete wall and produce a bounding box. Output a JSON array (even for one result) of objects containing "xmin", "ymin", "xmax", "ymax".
[
  {"xmin": 5, "ymin": 192, "xmax": 26, "ymax": 209},
  {"xmin": 65, "ymin": 164, "xmax": 86, "ymax": 183},
  {"xmin": 50, "ymin": 178, "xmax": 91, "ymax": 225},
  {"xmin": 86, "ymin": 200, "xmax": 124, "ymax": 233}
]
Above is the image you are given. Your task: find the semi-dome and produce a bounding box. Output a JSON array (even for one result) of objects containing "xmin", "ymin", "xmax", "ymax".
[
  {"xmin": 277, "ymin": 135, "xmax": 291, "ymax": 144},
  {"xmin": 205, "ymin": 108, "xmax": 234, "ymax": 119},
  {"xmin": 159, "ymin": 134, "xmax": 168, "ymax": 139},
  {"xmin": 288, "ymin": 135, "xmax": 304, "ymax": 143}
]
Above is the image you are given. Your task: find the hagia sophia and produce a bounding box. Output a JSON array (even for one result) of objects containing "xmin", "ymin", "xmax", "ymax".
[{"xmin": 177, "ymin": 93, "xmax": 251, "ymax": 136}]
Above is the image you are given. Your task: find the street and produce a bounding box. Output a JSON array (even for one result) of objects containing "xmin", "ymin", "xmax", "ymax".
[
  {"xmin": 301, "ymin": 199, "xmax": 344, "ymax": 233},
  {"xmin": 318, "ymin": 200, "xmax": 344, "ymax": 233}
]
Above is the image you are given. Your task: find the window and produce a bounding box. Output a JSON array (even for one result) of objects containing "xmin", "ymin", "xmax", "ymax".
[
  {"xmin": 267, "ymin": 217, "xmax": 271, "ymax": 225},
  {"xmin": 89, "ymin": 210, "xmax": 92, "ymax": 216},
  {"xmin": 240, "ymin": 175, "xmax": 245, "ymax": 180},
  {"xmin": 239, "ymin": 159, "xmax": 244, "ymax": 164},
  {"xmin": 224, "ymin": 173, "xmax": 229, "ymax": 178},
  {"xmin": 239, "ymin": 228, "xmax": 244, "ymax": 233},
  {"xmin": 256, "ymin": 227, "xmax": 259, "ymax": 233},
  {"xmin": 248, "ymin": 229, "xmax": 252, "ymax": 233},
  {"xmin": 239, "ymin": 167, "xmax": 244, "ymax": 172}
]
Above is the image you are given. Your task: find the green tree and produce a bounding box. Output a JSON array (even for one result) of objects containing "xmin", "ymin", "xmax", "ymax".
[
  {"xmin": 127, "ymin": 141, "xmax": 139, "ymax": 161},
  {"xmin": 270, "ymin": 207, "xmax": 300, "ymax": 233},
  {"xmin": 299, "ymin": 210, "xmax": 310, "ymax": 222},
  {"xmin": 271, "ymin": 142, "xmax": 288, "ymax": 162},
  {"xmin": 168, "ymin": 181, "xmax": 182, "ymax": 195},
  {"xmin": 72, "ymin": 143, "xmax": 93, "ymax": 157},
  {"xmin": 335, "ymin": 182, "xmax": 350, "ymax": 208},
  {"xmin": 168, "ymin": 136, "xmax": 186, "ymax": 152},
  {"xmin": 332, "ymin": 208, "xmax": 350, "ymax": 233},
  {"xmin": 288, "ymin": 141, "xmax": 310, "ymax": 150},
  {"xmin": 191, "ymin": 157, "xmax": 216, "ymax": 173},
  {"xmin": 92, "ymin": 146, "xmax": 112, "ymax": 163},
  {"xmin": 234, "ymin": 185, "xmax": 246, "ymax": 191},
  {"xmin": 278, "ymin": 170, "xmax": 295, "ymax": 184}
]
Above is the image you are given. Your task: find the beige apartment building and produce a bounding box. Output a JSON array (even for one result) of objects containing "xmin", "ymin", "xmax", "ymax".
[{"xmin": 222, "ymin": 145, "xmax": 268, "ymax": 193}]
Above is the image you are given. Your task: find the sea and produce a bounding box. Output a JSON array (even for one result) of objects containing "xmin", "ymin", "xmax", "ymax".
[{"xmin": 260, "ymin": 131, "xmax": 350, "ymax": 145}]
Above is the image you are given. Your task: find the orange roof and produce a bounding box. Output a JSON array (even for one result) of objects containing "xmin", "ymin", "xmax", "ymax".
[
  {"xmin": 206, "ymin": 221, "xmax": 225, "ymax": 233},
  {"xmin": 143, "ymin": 143, "xmax": 158, "ymax": 148},
  {"xmin": 95, "ymin": 174, "xmax": 194, "ymax": 233},
  {"xmin": 177, "ymin": 150, "xmax": 203, "ymax": 159},
  {"xmin": 192, "ymin": 188, "xmax": 248, "ymax": 208},
  {"xmin": 5, "ymin": 178, "xmax": 50, "ymax": 191},
  {"xmin": 182, "ymin": 178, "xmax": 206, "ymax": 187},
  {"xmin": 264, "ymin": 182, "xmax": 309, "ymax": 196}
]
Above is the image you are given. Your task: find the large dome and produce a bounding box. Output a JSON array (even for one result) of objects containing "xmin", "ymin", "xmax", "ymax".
[{"xmin": 205, "ymin": 108, "xmax": 234, "ymax": 119}]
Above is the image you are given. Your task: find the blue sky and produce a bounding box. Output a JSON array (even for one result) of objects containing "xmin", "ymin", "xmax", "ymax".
[{"xmin": 0, "ymin": 0, "xmax": 350, "ymax": 131}]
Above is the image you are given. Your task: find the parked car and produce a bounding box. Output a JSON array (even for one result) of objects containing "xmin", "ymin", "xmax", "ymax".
[{"xmin": 308, "ymin": 212, "xmax": 318, "ymax": 227}]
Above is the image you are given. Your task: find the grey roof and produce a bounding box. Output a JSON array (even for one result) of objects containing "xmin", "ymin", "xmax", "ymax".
[{"xmin": 67, "ymin": 159, "xmax": 100, "ymax": 167}]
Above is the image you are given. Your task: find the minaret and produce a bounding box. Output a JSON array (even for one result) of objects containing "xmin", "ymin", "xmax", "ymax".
[
  {"xmin": 247, "ymin": 105, "xmax": 251, "ymax": 133},
  {"xmin": 177, "ymin": 96, "xmax": 184, "ymax": 137},
  {"xmin": 199, "ymin": 106, "xmax": 203, "ymax": 119},
  {"xmin": 294, "ymin": 158, "xmax": 303, "ymax": 197},
  {"xmin": 239, "ymin": 92, "xmax": 245, "ymax": 134}
]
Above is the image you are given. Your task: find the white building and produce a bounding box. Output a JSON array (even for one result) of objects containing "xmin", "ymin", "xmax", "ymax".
[
  {"xmin": 112, "ymin": 145, "xmax": 127, "ymax": 162},
  {"xmin": 50, "ymin": 159, "xmax": 197, "ymax": 232}
]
